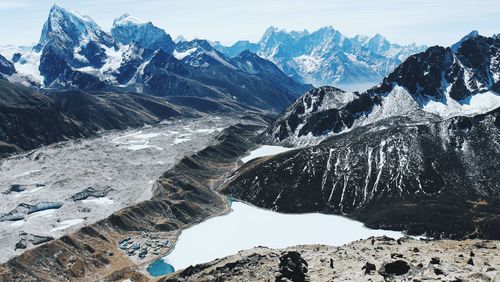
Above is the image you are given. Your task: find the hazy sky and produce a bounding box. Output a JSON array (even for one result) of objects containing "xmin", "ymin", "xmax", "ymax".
[{"xmin": 0, "ymin": 0, "xmax": 498, "ymax": 47}]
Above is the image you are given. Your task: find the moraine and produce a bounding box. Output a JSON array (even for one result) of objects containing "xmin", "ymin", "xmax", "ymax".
[{"xmin": 0, "ymin": 116, "xmax": 238, "ymax": 263}]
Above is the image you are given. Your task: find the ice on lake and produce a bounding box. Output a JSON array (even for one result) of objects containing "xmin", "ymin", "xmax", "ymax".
[{"xmin": 161, "ymin": 201, "xmax": 404, "ymax": 272}]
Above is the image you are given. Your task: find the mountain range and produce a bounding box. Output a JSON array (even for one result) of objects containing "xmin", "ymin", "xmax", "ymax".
[
  {"xmin": 214, "ymin": 26, "xmax": 427, "ymax": 91},
  {"xmin": 264, "ymin": 34, "xmax": 500, "ymax": 146},
  {"xmin": 0, "ymin": 3, "xmax": 499, "ymax": 281},
  {"xmin": 0, "ymin": 5, "xmax": 308, "ymax": 114},
  {"xmin": 222, "ymin": 33, "xmax": 500, "ymax": 239}
]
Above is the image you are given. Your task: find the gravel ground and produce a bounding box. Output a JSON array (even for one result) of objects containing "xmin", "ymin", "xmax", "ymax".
[
  {"xmin": 163, "ymin": 237, "xmax": 500, "ymax": 281},
  {"xmin": 0, "ymin": 116, "xmax": 238, "ymax": 263}
]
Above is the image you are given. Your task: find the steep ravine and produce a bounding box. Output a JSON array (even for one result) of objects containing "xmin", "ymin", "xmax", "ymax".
[{"xmin": 0, "ymin": 123, "xmax": 265, "ymax": 281}]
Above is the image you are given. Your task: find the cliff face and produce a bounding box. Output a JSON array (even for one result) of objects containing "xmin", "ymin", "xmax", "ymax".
[{"xmin": 162, "ymin": 237, "xmax": 500, "ymax": 282}]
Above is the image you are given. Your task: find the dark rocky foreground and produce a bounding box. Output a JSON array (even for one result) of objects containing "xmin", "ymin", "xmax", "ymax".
[
  {"xmin": 0, "ymin": 123, "xmax": 264, "ymax": 281},
  {"xmin": 162, "ymin": 237, "xmax": 500, "ymax": 281},
  {"xmin": 222, "ymin": 108, "xmax": 500, "ymax": 239}
]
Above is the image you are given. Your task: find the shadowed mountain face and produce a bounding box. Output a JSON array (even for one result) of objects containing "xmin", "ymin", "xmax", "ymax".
[
  {"xmin": 215, "ymin": 26, "xmax": 426, "ymax": 90},
  {"xmin": 111, "ymin": 14, "xmax": 175, "ymax": 53},
  {"xmin": 374, "ymin": 35, "xmax": 500, "ymax": 101},
  {"xmin": 0, "ymin": 80, "xmax": 91, "ymax": 155},
  {"xmin": 0, "ymin": 54, "xmax": 15, "ymax": 78},
  {"xmin": 223, "ymin": 108, "xmax": 500, "ymax": 239},
  {"xmin": 0, "ymin": 80, "xmax": 185, "ymax": 157},
  {"xmin": 263, "ymin": 35, "xmax": 500, "ymax": 146},
  {"xmin": 0, "ymin": 5, "xmax": 309, "ymax": 113}
]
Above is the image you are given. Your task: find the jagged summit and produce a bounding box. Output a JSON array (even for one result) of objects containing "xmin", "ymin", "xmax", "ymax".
[
  {"xmin": 174, "ymin": 35, "xmax": 187, "ymax": 43},
  {"xmin": 39, "ymin": 4, "xmax": 113, "ymax": 48},
  {"xmin": 113, "ymin": 13, "xmax": 144, "ymax": 26},
  {"xmin": 451, "ymin": 30, "xmax": 480, "ymax": 52},
  {"xmin": 264, "ymin": 33, "xmax": 500, "ymax": 147},
  {"xmin": 111, "ymin": 13, "xmax": 174, "ymax": 52},
  {"xmin": 215, "ymin": 26, "xmax": 426, "ymax": 89}
]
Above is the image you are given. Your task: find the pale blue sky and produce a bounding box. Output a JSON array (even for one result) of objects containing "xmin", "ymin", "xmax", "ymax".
[{"xmin": 0, "ymin": 0, "xmax": 498, "ymax": 46}]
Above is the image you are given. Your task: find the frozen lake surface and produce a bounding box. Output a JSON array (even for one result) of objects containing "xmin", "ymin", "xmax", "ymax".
[{"xmin": 159, "ymin": 201, "xmax": 404, "ymax": 273}]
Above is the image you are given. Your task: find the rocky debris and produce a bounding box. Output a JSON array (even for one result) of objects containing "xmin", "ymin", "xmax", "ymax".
[
  {"xmin": 14, "ymin": 240, "xmax": 27, "ymax": 250},
  {"xmin": 276, "ymin": 251, "xmax": 309, "ymax": 282},
  {"xmin": 2, "ymin": 183, "xmax": 46, "ymax": 195},
  {"xmin": 15, "ymin": 233, "xmax": 54, "ymax": 250},
  {"xmin": 3, "ymin": 184, "xmax": 26, "ymax": 194},
  {"xmin": 70, "ymin": 186, "xmax": 114, "ymax": 201},
  {"xmin": 30, "ymin": 234, "xmax": 54, "ymax": 245},
  {"xmin": 0, "ymin": 202, "xmax": 63, "ymax": 222},
  {"xmin": 430, "ymin": 257, "xmax": 441, "ymax": 265},
  {"xmin": 391, "ymin": 253, "xmax": 404, "ymax": 259},
  {"xmin": 378, "ymin": 260, "xmax": 411, "ymax": 277},
  {"xmin": 162, "ymin": 237, "xmax": 500, "ymax": 281},
  {"xmin": 362, "ymin": 262, "xmax": 376, "ymax": 274}
]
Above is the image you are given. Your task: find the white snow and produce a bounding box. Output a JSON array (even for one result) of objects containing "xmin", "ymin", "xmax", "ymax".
[
  {"xmin": 422, "ymin": 91, "xmax": 500, "ymax": 118},
  {"xmin": 0, "ymin": 45, "xmax": 44, "ymax": 85},
  {"xmin": 173, "ymin": 136, "xmax": 191, "ymax": 144},
  {"xmin": 29, "ymin": 209, "xmax": 56, "ymax": 218},
  {"xmin": 163, "ymin": 201, "xmax": 404, "ymax": 271},
  {"xmin": 293, "ymin": 55, "xmax": 321, "ymax": 73},
  {"xmin": 241, "ymin": 145, "xmax": 293, "ymax": 163},
  {"xmin": 50, "ymin": 219, "xmax": 84, "ymax": 232},
  {"xmin": 82, "ymin": 197, "xmax": 114, "ymax": 205},
  {"xmin": 173, "ymin": 48, "xmax": 197, "ymax": 60},
  {"xmin": 10, "ymin": 220, "xmax": 25, "ymax": 227},
  {"xmin": 113, "ymin": 14, "xmax": 144, "ymax": 26}
]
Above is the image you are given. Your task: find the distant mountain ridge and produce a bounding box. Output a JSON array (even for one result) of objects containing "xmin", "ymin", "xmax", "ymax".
[
  {"xmin": 263, "ymin": 33, "xmax": 500, "ymax": 147},
  {"xmin": 0, "ymin": 5, "xmax": 308, "ymax": 113},
  {"xmin": 214, "ymin": 26, "xmax": 427, "ymax": 91}
]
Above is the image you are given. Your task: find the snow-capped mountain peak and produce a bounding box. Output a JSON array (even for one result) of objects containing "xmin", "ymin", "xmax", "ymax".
[
  {"xmin": 174, "ymin": 35, "xmax": 187, "ymax": 43},
  {"xmin": 113, "ymin": 13, "xmax": 143, "ymax": 26},
  {"xmin": 264, "ymin": 33, "xmax": 500, "ymax": 147},
  {"xmin": 39, "ymin": 4, "xmax": 113, "ymax": 48},
  {"xmin": 450, "ymin": 30, "xmax": 480, "ymax": 52},
  {"xmin": 111, "ymin": 13, "xmax": 174, "ymax": 53},
  {"xmin": 215, "ymin": 26, "xmax": 427, "ymax": 90}
]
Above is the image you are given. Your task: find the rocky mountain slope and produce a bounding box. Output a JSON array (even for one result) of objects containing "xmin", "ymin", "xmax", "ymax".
[
  {"xmin": 163, "ymin": 236, "xmax": 500, "ymax": 281},
  {"xmin": 0, "ymin": 80, "xmax": 92, "ymax": 156},
  {"xmin": 0, "ymin": 54, "xmax": 15, "ymax": 78},
  {"xmin": 215, "ymin": 26, "xmax": 426, "ymax": 90},
  {"xmin": 0, "ymin": 5, "xmax": 308, "ymax": 113},
  {"xmin": 0, "ymin": 79, "xmax": 185, "ymax": 156},
  {"xmin": 221, "ymin": 34, "xmax": 500, "ymax": 240},
  {"xmin": 224, "ymin": 108, "xmax": 500, "ymax": 239},
  {"xmin": 264, "ymin": 34, "xmax": 500, "ymax": 146}
]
